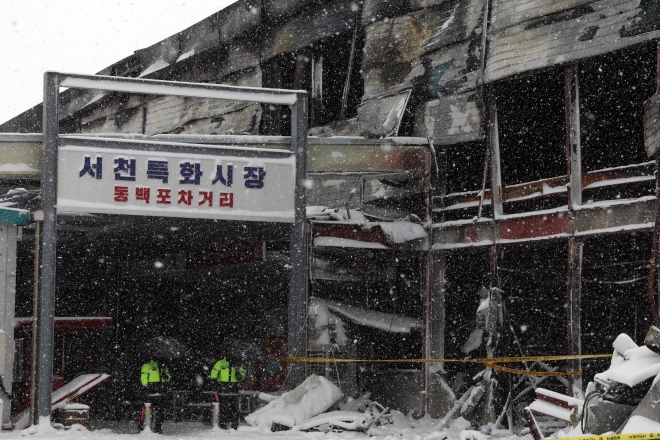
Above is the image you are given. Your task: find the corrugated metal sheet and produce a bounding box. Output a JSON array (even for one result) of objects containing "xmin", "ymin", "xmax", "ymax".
[{"xmin": 485, "ymin": 0, "xmax": 660, "ymax": 83}]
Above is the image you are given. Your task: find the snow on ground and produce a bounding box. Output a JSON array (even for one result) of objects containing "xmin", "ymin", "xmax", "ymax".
[
  {"xmin": 0, "ymin": 411, "xmax": 532, "ymax": 440},
  {"xmin": 0, "ymin": 416, "xmax": 533, "ymax": 440}
]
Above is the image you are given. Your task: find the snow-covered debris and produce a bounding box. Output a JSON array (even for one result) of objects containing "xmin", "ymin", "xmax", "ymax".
[
  {"xmin": 0, "ymin": 163, "xmax": 39, "ymax": 173},
  {"xmin": 378, "ymin": 221, "xmax": 427, "ymax": 244},
  {"xmin": 289, "ymin": 411, "xmax": 371, "ymax": 432},
  {"xmin": 595, "ymin": 340, "xmax": 660, "ymax": 388},
  {"xmin": 621, "ymin": 415, "xmax": 660, "ymax": 433},
  {"xmin": 245, "ymin": 374, "xmax": 342, "ymax": 430},
  {"xmin": 310, "ymin": 297, "xmax": 422, "ymax": 334}
]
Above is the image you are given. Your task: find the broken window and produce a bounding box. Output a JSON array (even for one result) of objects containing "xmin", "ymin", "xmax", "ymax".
[
  {"xmin": 435, "ymin": 142, "xmax": 490, "ymax": 222},
  {"xmin": 260, "ymin": 53, "xmax": 296, "ymax": 136},
  {"xmin": 495, "ymin": 68, "xmax": 568, "ymax": 213},
  {"xmin": 260, "ymin": 31, "xmax": 364, "ymax": 135},
  {"xmin": 580, "ymin": 44, "xmax": 656, "ymax": 203},
  {"xmin": 496, "ymin": 69, "xmax": 566, "ymax": 187}
]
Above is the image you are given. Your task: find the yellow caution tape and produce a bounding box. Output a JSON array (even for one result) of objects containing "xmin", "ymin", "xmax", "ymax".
[
  {"xmin": 277, "ymin": 353, "xmax": 613, "ymax": 376},
  {"xmin": 554, "ymin": 433, "xmax": 660, "ymax": 440},
  {"xmin": 483, "ymin": 363, "xmax": 581, "ymax": 377},
  {"xmin": 281, "ymin": 353, "xmax": 611, "ymax": 365}
]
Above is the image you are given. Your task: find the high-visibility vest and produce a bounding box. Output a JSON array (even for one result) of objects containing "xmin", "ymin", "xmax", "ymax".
[
  {"xmin": 210, "ymin": 358, "xmax": 245, "ymax": 383},
  {"xmin": 141, "ymin": 360, "xmax": 171, "ymax": 386}
]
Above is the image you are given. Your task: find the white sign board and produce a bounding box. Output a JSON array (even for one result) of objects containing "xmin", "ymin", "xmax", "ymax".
[{"xmin": 57, "ymin": 145, "xmax": 295, "ymax": 223}]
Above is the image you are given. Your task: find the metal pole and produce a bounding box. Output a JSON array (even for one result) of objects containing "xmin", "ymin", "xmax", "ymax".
[
  {"xmin": 29, "ymin": 219, "xmax": 41, "ymax": 426},
  {"xmin": 339, "ymin": 5, "xmax": 360, "ymax": 120},
  {"xmin": 565, "ymin": 65, "xmax": 582, "ymax": 209},
  {"xmin": 287, "ymin": 92, "xmax": 308, "ymax": 388},
  {"xmin": 567, "ymin": 238, "xmax": 583, "ymax": 397},
  {"xmin": 488, "ymin": 89, "xmax": 503, "ymax": 219},
  {"xmin": 35, "ymin": 72, "xmax": 59, "ymax": 424}
]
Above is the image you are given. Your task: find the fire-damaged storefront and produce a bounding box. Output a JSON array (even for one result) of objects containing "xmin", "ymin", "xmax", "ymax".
[{"xmin": 3, "ymin": 0, "xmax": 660, "ymax": 434}]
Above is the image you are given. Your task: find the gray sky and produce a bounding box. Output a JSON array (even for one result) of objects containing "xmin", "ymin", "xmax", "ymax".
[{"xmin": 0, "ymin": 0, "xmax": 238, "ymax": 125}]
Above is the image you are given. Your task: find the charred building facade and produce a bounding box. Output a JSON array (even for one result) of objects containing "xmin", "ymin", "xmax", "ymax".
[{"xmin": 2, "ymin": 0, "xmax": 660, "ymax": 429}]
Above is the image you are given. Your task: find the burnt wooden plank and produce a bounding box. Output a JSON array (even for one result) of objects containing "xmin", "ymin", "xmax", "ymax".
[
  {"xmin": 490, "ymin": 0, "xmax": 599, "ymax": 32},
  {"xmin": 413, "ymin": 91, "xmax": 484, "ymax": 145},
  {"xmin": 362, "ymin": 1, "xmax": 483, "ymax": 71},
  {"xmin": 486, "ymin": 0, "xmax": 660, "ymax": 83},
  {"xmin": 260, "ymin": 0, "xmax": 356, "ymax": 60},
  {"xmin": 362, "ymin": 37, "xmax": 481, "ymax": 101}
]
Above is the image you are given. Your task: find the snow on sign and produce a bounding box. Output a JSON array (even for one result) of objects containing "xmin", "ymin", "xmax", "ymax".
[{"xmin": 56, "ymin": 145, "xmax": 295, "ymax": 222}]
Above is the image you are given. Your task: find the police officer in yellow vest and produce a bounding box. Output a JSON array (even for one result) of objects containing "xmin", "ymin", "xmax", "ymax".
[
  {"xmin": 209, "ymin": 357, "xmax": 245, "ymax": 429},
  {"xmin": 139, "ymin": 359, "xmax": 172, "ymax": 433}
]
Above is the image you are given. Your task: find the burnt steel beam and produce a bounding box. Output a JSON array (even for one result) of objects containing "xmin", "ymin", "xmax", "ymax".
[
  {"xmin": 59, "ymin": 73, "xmax": 301, "ymax": 105},
  {"xmin": 437, "ymin": 162, "xmax": 654, "ymax": 211},
  {"xmin": 565, "ymin": 64, "xmax": 582, "ymax": 397},
  {"xmin": 432, "ymin": 198, "xmax": 656, "ymax": 249}
]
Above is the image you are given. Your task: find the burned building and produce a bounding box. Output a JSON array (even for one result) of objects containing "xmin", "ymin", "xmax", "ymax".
[{"xmin": 2, "ymin": 0, "xmax": 660, "ymax": 431}]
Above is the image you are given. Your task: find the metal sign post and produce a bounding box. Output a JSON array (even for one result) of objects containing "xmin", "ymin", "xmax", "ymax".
[{"xmin": 38, "ymin": 72, "xmax": 308, "ymax": 423}]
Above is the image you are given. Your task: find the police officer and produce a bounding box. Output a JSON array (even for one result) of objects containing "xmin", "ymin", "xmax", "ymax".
[
  {"xmin": 208, "ymin": 357, "xmax": 245, "ymax": 429},
  {"xmin": 139, "ymin": 358, "xmax": 172, "ymax": 433}
]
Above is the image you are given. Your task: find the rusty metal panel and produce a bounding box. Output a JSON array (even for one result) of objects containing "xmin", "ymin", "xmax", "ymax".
[
  {"xmin": 490, "ymin": 0, "xmax": 599, "ymax": 32},
  {"xmin": 414, "ymin": 91, "xmax": 483, "ymax": 145},
  {"xmin": 363, "ymin": 4, "xmax": 477, "ymax": 71},
  {"xmin": 575, "ymin": 198, "xmax": 656, "ymax": 236},
  {"xmin": 358, "ymin": 91, "xmax": 411, "ymax": 138},
  {"xmin": 261, "ymin": 0, "xmax": 355, "ymax": 60},
  {"xmin": 486, "ymin": 0, "xmax": 660, "ymax": 83},
  {"xmin": 362, "ymin": 37, "xmax": 481, "ymax": 102},
  {"xmin": 433, "ymin": 199, "xmax": 656, "ymax": 249},
  {"xmin": 219, "ymin": 0, "xmax": 262, "ymax": 44},
  {"xmin": 644, "ymin": 93, "xmax": 660, "ymax": 158},
  {"xmin": 307, "ymin": 141, "xmax": 429, "ymax": 174},
  {"xmin": 499, "ymin": 211, "xmax": 572, "ymax": 241}
]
